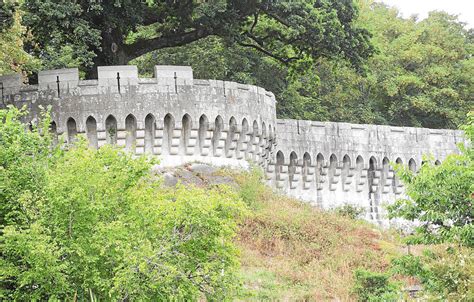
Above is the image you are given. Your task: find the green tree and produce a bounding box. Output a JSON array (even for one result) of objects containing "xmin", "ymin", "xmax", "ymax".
[
  {"xmin": 0, "ymin": 107, "xmax": 246, "ymax": 300},
  {"xmin": 21, "ymin": 0, "xmax": 373, "ymax": 74},
  {"xmin": 387, "ymin": 112, "xmax": 474, "ymax": 247},
  {"xmin": 0, "ymin": 1, "xmax": 39, "ymax": 75}
]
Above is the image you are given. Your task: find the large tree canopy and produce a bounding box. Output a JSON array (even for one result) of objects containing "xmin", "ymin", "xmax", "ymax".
[{"xmin": 21, "ymin": 0, "xmax": 373, "ymax": 73}]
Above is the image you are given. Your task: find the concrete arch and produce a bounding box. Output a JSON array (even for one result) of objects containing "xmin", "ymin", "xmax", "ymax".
[
  {"xmin": 342, "ymin": 154, "xmax": 351, "ymax": 190},
  {"xmin": 435, "ymin": 159, "xmax": 441, "ymax": 166},
  {"xmin": 382, "ymin": 157, "xmax": 390, "ymax": 188},
  {"xmin": 239, "ymin": 118, "xmax": 249, "ymax": 158},
  {"xmin": 180, "ymin": 114, "xmax": 192, "ymax": 155},
  {"xmin": 226, "ymin": 116, "xmax": 237, "ymax": 157},
  {"xmin": 289, "ymin": 151, "xmax": 298, "ymax": 186},
  {"xmin": 50, "ymin": 121, "xmax": 58, "ymax": 145},
  {"xmin": 144, "ymin": 113, "xmax": 156, "ymax": 154},
  {"xmin": 261, "ymin": 121, "xmax": 267, "ymax": 153},
  {"xmin": 212, "ymin": 115, "xmax": 224, "ymax": 156},
  {"xmin": 302, "ymin": 152, "xmax": 311, "ymax": 188},
  {"xmin": 248, "ymin": 120, "xmax": 259, "ymax": 158},
  {"xmin": 86, "ymin": 116, "xmax": 98, "ymax": 149},
  {"xmin": 67, "ymin": 117, "xmax": 77, "ymax": 144},
  {"xmin": 125, "ymin": 114, "xmax": 137, "ymax": 151},
  {"xmin": 408, "ymin": 158, "xmax": 417, "ymax": 172},
  {"xmin": 198, "ymin": 114, "xmax": 209, "ymax": 156},
  {"xmin": 355, "ymin": 155, "xmax": 364, "ymax": 190},
  {"xmin": 105, "ymin": 115, "xmax": 117, "ymax": 145},
  {"xmin": 276, "ymin": 150, "xmax": 285, "ymax": 180},
  {"xmin": 316, "ymin": 153, "xmax": 325, "ymax": 190},
  {"xmin": 328, "ymin": 154, "xmax": 338, "ymax": 188},
  {"xmin": 163, "ymin": 113, "xmax": 175, "ymax": 155},
  {"xmin": 368, "ymin": 156, "xmax": 377, "ymax": 193},
  {"xmin": 392, "ymin": 157, "xmax": 403, "ymax": 193}
]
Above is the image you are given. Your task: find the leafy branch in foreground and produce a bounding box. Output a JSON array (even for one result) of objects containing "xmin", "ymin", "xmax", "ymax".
[{"xmin": 388, "ymin": 112, "xmax": 474, "ymax": 247}]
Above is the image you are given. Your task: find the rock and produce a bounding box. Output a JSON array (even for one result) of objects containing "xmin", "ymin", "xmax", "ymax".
[
  {"xmin": 162, "ymin": 172, "xmax": 178, "ymax": 187},
  {"xmin": 174, "ymin": 169, "xmax": 205, "ymax": 187},
  {"xmin": 188, "ymin": 163, "xmax": 217, "ymax": 175}
]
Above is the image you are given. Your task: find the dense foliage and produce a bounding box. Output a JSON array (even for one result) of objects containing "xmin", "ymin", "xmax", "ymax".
[
  {"xmin": 392, "ymin": 249, "xmax": 473, "ymax": 300},
  {"xmin": 134, "ymin": 1, "xmax": 473, "ymax": 129},
  {"xmin": 0, "ymin": 1, "xmax": 471, "ymax": 128},
  {"xmin": 20, "ymin": 0, "xmax": 372, "ymax": 74},
  {"xmin": 0, "ymin": 107, "xmax": 245, "ymax": 300},
  {"xmin": 0, "ymin": 0, "xmax": 38, "ymax": 75}
]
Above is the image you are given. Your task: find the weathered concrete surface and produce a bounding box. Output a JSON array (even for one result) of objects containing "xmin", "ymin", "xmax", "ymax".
[{"xmin": 0, "ymin": 65, "xmax": 464, "ymax": 225}]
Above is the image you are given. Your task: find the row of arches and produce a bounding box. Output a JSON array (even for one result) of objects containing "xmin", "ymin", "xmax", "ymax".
[
  {"xmin": 274, "ymin": 150, "xmax": 439, "ymax": 193},
  {"xmin": 62, "ymin": 113, "xmax": 276, "ymax": 158}
]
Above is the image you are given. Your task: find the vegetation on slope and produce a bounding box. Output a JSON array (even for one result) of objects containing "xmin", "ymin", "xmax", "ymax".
[{"xmin": 213, "ymin": 169, "xmax": 397, "ymax": 300}]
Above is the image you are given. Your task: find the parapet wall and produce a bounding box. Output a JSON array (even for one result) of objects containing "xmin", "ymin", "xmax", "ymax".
[
  {"xmin": 268, "ymin": 119, "xmax": 463, "ymax": 223},
  {"xmin": 0, "ymin": 65, "xmax": 464, "ymax": 225}
]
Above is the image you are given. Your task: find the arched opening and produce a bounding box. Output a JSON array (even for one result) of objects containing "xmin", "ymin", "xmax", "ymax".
[
  {"xmin": 392, "ymin": 158, "xmax": 403, "ymax": 193},
  {"xmin": 125, "ymin": 114, "xmax": 137, "ymax": 152},
  {"xmin": 261, "ymin": 122, "xmax": 267, "ymax": 158},
  {"xmin": 342, "ymin": 155, "xmax": 351, "ymax": 190},
  {"xmin": 105, "ymin": 115, "xmax": 117, "ymax": 145},
  {"xmin": 316, "ymin": 153, "xmax": 324, "ymax": 190},
  {"xmin": 239, "ymin": 118, "xmax": 249, "ymax": 158},
  {"xmin": 435, "ymin": 160, "xmax": 441, "ymax": 166},
  {"xmin": 144, "ymin": 114, "xmax": 156, "ymax": 154},
  {"xmin": 198, "ymin": 114, "xmax": 208, "ymax": 155},
  {"xmin": 226, "ymin": 117, "xmax": 237, "ymax": 157},
  {"xmin": 212, "ymin": 115, "xmax": 224, "ymax": 156},
  {"xmin": 289, "ymin": 152, "xmax": 298, "ymax": 186},
  {"xmin": 356, "ymin": 155, "xmax": 364, "ymax": 190},
  {"xmin": 368, "ymin": 157, "xmax": 377, "ymax": 193},
  {"xmin": 276, "ymin": 151, "xmax": 285, "ymax": 180},
  {"xmin": 303, "ymin": 152, "xmax": 311, "ymax": 188},
  {"xmin": 86, "ymin": 116, "xmax": 98, "ymax": 149},
  {"xmin": 67, "ymin": 117, "xmax": 77, "ymax": 144},
  {"xmin": 382, "ymin": 157, "xmax": 390, "ymax": 188},
  {"xmin": 328, "ymin": 154, "xmax": 337, "ymax": 188},
  {"xmin": 408, "ymin": 158, "xmax": 417, "ymax": 172},
  {"xmin": 163, "ymin": 114, "xmax": 175, "ymax": 155},
  {"xmin": 50, "ymin": 121, "xmax": 58, "ymax": 145},
  {"xmin": 180, "ymin": 114, "xmax": 192, "ymax": 155},
  {"xmin": 248, "ymin": 120, "xmax": 259, "ymax": 158}
]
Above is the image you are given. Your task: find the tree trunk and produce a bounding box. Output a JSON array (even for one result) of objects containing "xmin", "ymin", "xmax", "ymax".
[{"xmin": 86, "ymin": 28, "xmax": 129, "ymax": 78}]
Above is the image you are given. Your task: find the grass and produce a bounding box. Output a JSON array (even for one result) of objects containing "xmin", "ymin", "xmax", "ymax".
[{"xmin": 225, "ymin": 168, "xmax": 402, "ymax": 300}]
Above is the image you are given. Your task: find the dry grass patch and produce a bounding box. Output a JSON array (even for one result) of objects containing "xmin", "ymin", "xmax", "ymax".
[{"xmin": 230, "ymin": 169, "xmax": 401, "ymax": 300}]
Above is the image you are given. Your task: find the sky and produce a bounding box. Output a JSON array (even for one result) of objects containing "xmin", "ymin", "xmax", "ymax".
[{"xmin": 378, "ymin": 0, "xmax": 474, "ymax": 28}]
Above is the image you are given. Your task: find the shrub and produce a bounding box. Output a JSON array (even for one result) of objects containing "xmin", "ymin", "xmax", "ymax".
[
  {"xmin": 391, "ymin": 248, "xmax": 473, "ymax": 300},
  {"xmin": 0, "ymin": 107, "xmax": 246, "ymax": 301},
  {"xmin": 353, "ymin": 269, "xmax": 400, "ymax": 301},
  {"xmin": 335, "ymin": 204, "xmax": 365, "ymax": 219},
  {"xmin": 238, "ymin": 166, "xmax": 265, "ymax": 209}
]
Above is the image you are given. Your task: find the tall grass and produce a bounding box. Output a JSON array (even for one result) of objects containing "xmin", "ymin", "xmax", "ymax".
[{"xmin": 231, "ymin": 168, "xmax": 400, "ymax": 300}]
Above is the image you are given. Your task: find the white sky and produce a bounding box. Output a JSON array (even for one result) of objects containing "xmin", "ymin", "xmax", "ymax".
[{"xmin": 377, "ymin": 0, "xmax": 474, "ymax": 28}]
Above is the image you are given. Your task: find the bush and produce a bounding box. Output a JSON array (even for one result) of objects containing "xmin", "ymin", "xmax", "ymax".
[
  {"xmin": 391, "ymin": 248, "xmax": 473, "ymax": 300},
  {"xmin": 335, "ymin": 204, "xmax": 365, "ymax": 219},
  {"xmin": 0, "ymin": 108, "xmax": 246, "ymax": 301},
  {"xmin": 238, "ymin": 166, "xmax": 265, "ymax": 209},
  {"xmin": 353, "ymin": 269, "xmax": 400, "ymax": 301}
]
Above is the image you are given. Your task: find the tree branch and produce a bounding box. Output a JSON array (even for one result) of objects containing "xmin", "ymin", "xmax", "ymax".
[
  {"xmin": 124, "ymin": 28, "xmax": 212, "ymax": 61},
  {"xmin": 237, "ymin": 41, "xmax": 299, "ymax": 64}
]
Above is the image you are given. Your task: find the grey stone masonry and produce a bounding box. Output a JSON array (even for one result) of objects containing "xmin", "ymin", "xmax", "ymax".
[{"xmin": 0, "ymin": 65, "xmax": 464, "ymax": 225}]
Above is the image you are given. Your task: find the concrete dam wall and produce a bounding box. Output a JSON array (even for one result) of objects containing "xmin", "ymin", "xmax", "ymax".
[{"xmin": 0, "ymin": 65, "xmax": 464, "ymax": 224}]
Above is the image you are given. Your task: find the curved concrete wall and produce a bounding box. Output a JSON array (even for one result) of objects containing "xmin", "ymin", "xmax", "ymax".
[{"xmin": 0, "ymin": 65, "xmax": 463, "ymax": 224}]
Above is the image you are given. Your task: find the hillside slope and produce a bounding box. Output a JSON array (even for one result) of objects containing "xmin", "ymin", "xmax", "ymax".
[{"xmin": 157, "ymin": 164, "xmax": 402, "ymax": 301}]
